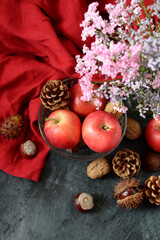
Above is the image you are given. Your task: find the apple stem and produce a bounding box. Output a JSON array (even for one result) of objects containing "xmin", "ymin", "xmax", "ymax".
[
  {"xmin": 102, "ymin": 125, "xmax": 110, "ymax": 130},
  {"xmin": 156, "ymin": 125, "xmax": 160, "ymax": 131},
  {"xmin": 45, "ymin": 118, "xmax": 59, "ymax": 124}
]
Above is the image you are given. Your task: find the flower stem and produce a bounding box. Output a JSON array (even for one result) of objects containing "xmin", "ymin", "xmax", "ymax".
[{"xmin": 139, "ymin": 1, "xmax": 153, "ymax": 35}]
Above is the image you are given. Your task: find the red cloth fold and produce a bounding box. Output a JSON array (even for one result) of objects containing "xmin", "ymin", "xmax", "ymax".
[
  {"xmin": 0, "ymin": 0, "xmax": 87, "ymax": 181},
  {"xmin": 0, "ymin": 0, "xmax": 153, "ymax": 181}
]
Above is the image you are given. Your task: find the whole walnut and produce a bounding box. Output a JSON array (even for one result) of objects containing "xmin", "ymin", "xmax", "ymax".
[
  {"xmin": 104, "ymin": 102, "xmax": 122, "ymax": 120},
  {"xmin": 125, "ymin": 118, "xmax": 142, "ymax": 140},
  {"xmin": 87, "ymin": 158, "xmax": 111, "ymax": 179}
]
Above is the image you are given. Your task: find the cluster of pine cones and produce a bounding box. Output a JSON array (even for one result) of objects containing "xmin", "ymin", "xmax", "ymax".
[{"xmin": 112, "ymin": 148, "xmax": 160, "ymax": 206}]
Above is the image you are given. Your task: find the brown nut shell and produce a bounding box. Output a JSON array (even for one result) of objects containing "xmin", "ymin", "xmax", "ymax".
[
  {"xmin": 143, "ymin": 150, "xmax": 160, "ymax": 172},
  {"xmin": 87, "ymin": 158, "xmax": 111, "ymax": 179},
  {"xmin": 104, "ymin": 102, "xmax": 122, "ymax": 120},
  {"xmin": 125, "ymin": 117, "xmax": 142, "ymax": 140}
]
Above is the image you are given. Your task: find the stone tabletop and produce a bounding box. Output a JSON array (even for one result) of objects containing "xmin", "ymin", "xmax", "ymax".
[{"xmin": 0, "ymin": 128, "xmax": 160, "ymax": 240}]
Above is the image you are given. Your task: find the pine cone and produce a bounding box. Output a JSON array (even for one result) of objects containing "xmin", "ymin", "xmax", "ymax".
[
  {"xmin": 40, "ymin": 80, "xmax": 71, "ymax": 110},
  {"xmin": 144, "ymin": 175, "xmax": 160, "ymax": 205},
  {"xmin": 112, "ymin": 148, "xmax": 141, "ymax": 178},
  {"xmin": 0, "ymin": 114, "xmax": 24, "ymax": 139}
]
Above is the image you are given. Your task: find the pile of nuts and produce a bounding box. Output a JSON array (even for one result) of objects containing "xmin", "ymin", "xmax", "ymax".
[
  {"xmin": 75, "ymin": 117, "xmax": 160, "ymax": 213},
  {"xmin": 0, "ymin": 114, "xmax": 38, "ymax": 159},
  {"xmin": 1, "ymin": 86, "xmax": 159, "ymax": 213}
]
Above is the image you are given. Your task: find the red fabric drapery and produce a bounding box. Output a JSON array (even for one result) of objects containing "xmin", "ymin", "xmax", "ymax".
[{"xmin": 0, "ymin": 0, "xmax": 153, "ymax": 181}]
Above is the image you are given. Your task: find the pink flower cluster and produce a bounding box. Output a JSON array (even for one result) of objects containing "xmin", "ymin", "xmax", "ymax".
[
  {"xmin": 76, "ymin": 1, "xmax": 142, "ymax": 106},
  {"xmin": 75, "ymin": 0, "xmax": 160, "ymax": 118},
  {"xmin": 153, "ymin": 72, "xmax": 160, "ymax": 89},
  {"xmin": 80, "ymin": 2, "xmax": 106, "ymax": 41}
]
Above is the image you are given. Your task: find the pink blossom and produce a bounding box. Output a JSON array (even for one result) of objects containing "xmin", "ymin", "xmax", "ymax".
[
  {"xmin": 80, "ymin": 2, "xmax": 106, "ymax": 41},
  {"xmin": 75, "ymin": 0, "xmax": 160, "ymax": 117},
  {"xmin": 152, "ymin": 71, "xmax": 160, "ymax": 89},
  {"xmin": 93, "ymin": 98, "xmax": 102, "ymax": 109},
  {"xmin": 105, "ymin": 2, "xmax": 128, "ymax": 24},
  {"xmin": 79, "ymin": 73, "xmax": 94, "ymax": 102}
]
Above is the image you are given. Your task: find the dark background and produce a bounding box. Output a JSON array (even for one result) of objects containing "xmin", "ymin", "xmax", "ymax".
[{"xmin": 0, "ymin": 118, "xmax": 160, "ymax": 240}]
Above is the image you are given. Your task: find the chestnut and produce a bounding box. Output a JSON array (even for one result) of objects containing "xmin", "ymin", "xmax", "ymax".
[
  {"xmin": 113, "ymin": 178, "xmax": 144, "ymax": 209},
  {"xmin": 19, "ymin": 140, "xmax": 37, "ymax": 159},
  {"xmin": 74, "ymin": 193, "xmax": 94, "ymax": 213},
  {"xmin": 119, "ymin": 187, "xmax": 137, "ymax": 200}
]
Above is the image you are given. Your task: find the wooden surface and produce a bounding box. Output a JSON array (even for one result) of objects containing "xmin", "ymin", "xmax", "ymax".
[{"xmin": 0, "ymin": 123, "xmax": 160, "ymax": 240}]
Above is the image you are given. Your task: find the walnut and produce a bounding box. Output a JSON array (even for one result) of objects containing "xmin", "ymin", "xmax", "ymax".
[
  {"xmin": 104, "ymin": 102, "xmax": 122, "ymax": 120},
  {"xmin": 87, "ymin": 158, "xmax": 111, "ymax": 179},
  {"xmin": 125, "ymin": 117, "xmax": 142, "ymax": 140}
]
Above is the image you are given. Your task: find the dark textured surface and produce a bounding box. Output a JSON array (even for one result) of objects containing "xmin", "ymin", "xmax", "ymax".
[{"xmin": 0, "ymin": 120, "xmax": 160, "ymax": 240}]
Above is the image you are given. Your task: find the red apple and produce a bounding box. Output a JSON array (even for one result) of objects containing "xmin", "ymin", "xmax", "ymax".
[
  {"xmin": 82, "ymin": 111, "xmax": 122, "ymax": 153},
  {"xmin": 145, "ymin": 116, "xmax": 160, "ymax": 152},
  {"xmin": 44, "ymin": 109, "xmax": 81, "ymax": 149},
  {"xmin": 69, "ymin": 83, "xmax": 106, "ymax": 118}
]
